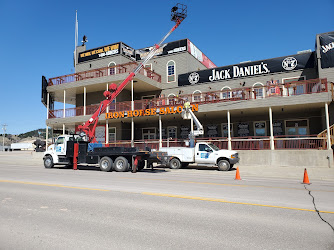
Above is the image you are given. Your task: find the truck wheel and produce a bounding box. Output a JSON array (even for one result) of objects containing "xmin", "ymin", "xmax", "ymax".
[
  {"xmin": 114, "ymin": 156, "xmax": 129, "ymax": 172},
  {"xmin": 169, "ymin": 158, "xmax": 181, "ymax": 169},
  {"xmin": 44, "ymin": 155, "xmax": 54, "ymax": 169},
  {"xmin": 99, "ymin": 156, "xmax": 113, "ymax": 172},
  {"xmin": 217, "ymin": 160, "xmax": 230, "ymax": 171}
]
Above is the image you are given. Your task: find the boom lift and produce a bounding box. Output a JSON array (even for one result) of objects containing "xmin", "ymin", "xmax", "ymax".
[
  {"xmin": 43, "ymin": 4, "xmax": 187, "ymax": 172},
  {"xmin": 78, "ymin": 3, "xmax": 187, "ymax": 143}
]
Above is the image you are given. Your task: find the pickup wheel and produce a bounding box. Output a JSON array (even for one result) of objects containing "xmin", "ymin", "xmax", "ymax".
[
  {"xmin": 169, "ymin": 158, "xmax": 181, "ymax": 169},
  {"xmin": 217, "ymin": 159, "xmax": 230, "ymax": 171},
  {"xmin": 114, "ymin": 156, "xmax": 129, "ymax": 172},
  {"xmin": 44, "ymin": 155, "xmax": 54, "ymax": 169},
  {"xmin": 99, "ymin": 156, "xmax": 113, "ymax": 172}
]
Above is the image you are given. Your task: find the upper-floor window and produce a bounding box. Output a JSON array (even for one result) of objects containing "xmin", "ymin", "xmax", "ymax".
[
  {"xmin": 221, "ymin": 87, "xmax": 232, "ymax": 99},
  {"xmin": 167, "ymin": 93, "xmax": 176, "ymax": 105},
  {"xmin": 167, "ymin": 60, "xmax": 176, "ymax": 83},
  {"xmin": 192, "ymin": 90, "xmax": 202, "ymax": 102},
  {"xmin": 252, "ymin": 82, "xmax": 264, "ymax": 99},
  {"xmin": 108, "ymin": 62, "xmax": 117, "ymax": 75}
]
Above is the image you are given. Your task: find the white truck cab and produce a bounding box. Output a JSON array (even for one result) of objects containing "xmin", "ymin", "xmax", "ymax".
[{"xmin": 160, "ymin": 142, "xmax": 239, "ymax": 171}]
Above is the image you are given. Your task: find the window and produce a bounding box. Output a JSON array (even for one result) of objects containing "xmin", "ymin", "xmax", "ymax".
[
  {"xmin": 167, "ymin": 60, "xmax": 176, "ymax": 82},
  {"xmin": 108, "ymin": 62, "xmax": 117, "ymax": 75},
  {"xmin": 144, "ymin": 64, "xmax": 152, "ymax": 77},
  {"xmin": 55, "ymin": 137, "xmax": 64, "ymax": 145},
  {"xmin": 167, "ymin": 126, "xmax": 177, "ymax": 139},
  {"xmin": 142, "ymin": 128, "xmax": 156, "ymax": 140},
  {"xmin": 192, "ymin": 90, "xmax": 202, "ymax": 102},
  {"xmin": 108, "ymin": 97, "xmax": 116, "ymax": 111},
  {"xmin": 198, "ymin": 144, "xmax": 212, "ymax": 152},
  {"xmin": 254, "ymin": 121, "xmax": 266, "ymax": 136},
  {"xmin": 252, "ymin": 83, "xmax": 264, "ymax": 99},
  {"xmin": 221, "ymin": 87, "xmax": 231, "ymax": 99},
  {"xmin": 283, "ymin": 76, "xmax": 306, "ymax": 96},
  {"xmin": 108, "ymin": 127, "xmax": 116, "ymax": 142},
  {"xmin": 167, "ymin": 94, "xmax": 176, "ymax": 105},
  {"xmin": 221, "ymin": 123, "xmax": 233, "ymax": 137},
  {"xmin": 285, "ymin": 119, "xmax": 308, "ymax": 135}
]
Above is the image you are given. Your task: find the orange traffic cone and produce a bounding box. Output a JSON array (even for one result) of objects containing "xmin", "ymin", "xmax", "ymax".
[
  {"xmin": 302, "ymin": 168, "xmax": 311, "ymax": 185},
  {"xmin": 235, "ymin": 167, "xmax": 241, "ymax": 180}
]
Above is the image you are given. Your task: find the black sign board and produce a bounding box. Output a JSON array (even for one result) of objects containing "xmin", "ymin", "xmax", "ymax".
[
  {"xmin": 78, "ymin": 43, "xmax": 121, "ymax": 63},
  {"xmin": 319, "ymin": 32, "xmax": 334, "ymax": 68},
  {"xmin": 178, "ymin": 52, "xmax": 315, "ymax": 86},
  {"xmin": 207, "ymin": 124, "xmax": 218, "ymax": 137},
  {"xmin": 180, "ymin": 125, "xmax": 190, "ymax": 139},
  {"xmin": 273, "ymin": 121, "xmax": 284, "ymax": 136},
  {"xmin": 135, "ymin": 39, "xmax": 187, "ymax": 60}
]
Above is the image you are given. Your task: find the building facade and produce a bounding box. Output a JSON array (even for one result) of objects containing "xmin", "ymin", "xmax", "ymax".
[{"xmin": 42, "ymin": 32, "xmax": 334, "ymax": 156}]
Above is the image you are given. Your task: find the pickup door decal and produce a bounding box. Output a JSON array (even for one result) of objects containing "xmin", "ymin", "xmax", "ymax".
[
  {"xmin": 200, "ymin": 153, "xmax": 209, "ymax": 159},
  {"xmin": 55, "ymin": 146, "xmax": 62, "ymax": 152}
]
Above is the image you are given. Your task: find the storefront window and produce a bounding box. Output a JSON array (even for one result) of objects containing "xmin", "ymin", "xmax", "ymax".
[
  {"xmin": 142, "ymin": 128, "xmax": 156, "ymax": 140},
  {"xmin": 285, "ymin": 120, "xmax": 308, "ymax": 135},
  {"xmin": 254, "ymin": 121, "xmax": 266, "ymax": 136},
  {"xmin": 221, "ymin": 123, "xmax": 233, "ymax": 137},
  {"xmin": 108, "ymin": 127, "xmax": 116, "ymax": 142},
  {"xmin": 168, "ymin": 126, "xmax": 177, "ymax": 139}
]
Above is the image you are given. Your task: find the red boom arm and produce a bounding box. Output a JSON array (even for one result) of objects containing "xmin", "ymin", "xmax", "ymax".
[{"xmin": 77, "ymin": 5, "xmax": 187, "ymax": 142}]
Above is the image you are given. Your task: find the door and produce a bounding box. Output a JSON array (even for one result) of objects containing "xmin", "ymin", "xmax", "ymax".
[
  {"xmin": 54, "ymin": 137, "xmax": 66, "ymax": 155},
  {"xmin": 195, "ymin": 143, "xmax": 216, "ymax": 164}
]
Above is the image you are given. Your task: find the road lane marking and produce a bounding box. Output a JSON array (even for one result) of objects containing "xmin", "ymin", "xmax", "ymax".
[
  {"xmin": 119, "ymin": 177, "xmax": 334, "ymax": 192},
  {"xmin": 0, "ymin": 180, "xmax": 110, "ymax": 192},
  {"xmin": 142, "ymin": 192, "xmax": 334, "ymax": 214}
]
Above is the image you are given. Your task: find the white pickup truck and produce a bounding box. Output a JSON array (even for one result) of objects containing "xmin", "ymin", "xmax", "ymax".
[{"xmin": 160, "ymin": 142, "xmax": 239, "ymax": 171}]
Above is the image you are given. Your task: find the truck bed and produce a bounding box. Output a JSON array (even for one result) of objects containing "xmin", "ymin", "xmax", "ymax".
[{"xmin": 159, "ymin": 147, "xmax": 195, "ymax": 163}]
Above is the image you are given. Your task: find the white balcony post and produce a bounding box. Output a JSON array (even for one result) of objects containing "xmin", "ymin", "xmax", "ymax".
[
  {"xmin": 227, "ymin": 110, "xmax": 232, "ymax": 150},
  {"xmin": 83, "ymin": 87, "xmax": 86, "ymax": 116},
  {"xmin": 269, "ymin": 107, "xmax": 275, "ymax": 150},
  {"xmin": 159, "ymin": 115, "xmax": 162, "ymax": 149},
  {"xmin": 131, "ymin": 80, "xmax": 134, "ymax": 147},
  {"xmin": 63, "ymin": 90, "xmax": 66, "ymax": 118},
  {"xmin": 63, "ymin": 124, "xmax": 65, "ymax": 135},
  {"xmin": 106, "ymin": 84, "xmax": 109, "ymax": 113},
  {"xmin": 106, "ymin": 120, "xmax": 109, "ymax": 144},
  {"xmin": 46, "ymin": 92, "xmax": 50, "ymax": 119},
  {"xmin": 46, "ymin": 126, "xmax": 49, "ymax": 149},
  {"xmin": 325, "ymin": 102, "xmax": 331, "ymax": 150}
]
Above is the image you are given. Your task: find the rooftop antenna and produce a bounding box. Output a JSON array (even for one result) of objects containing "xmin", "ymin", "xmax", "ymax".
[
  {"xmin": 82, "ymin": 35, "xmax": 88, "ymax": 45},
  {"xmin": 74, "ymin": 10, "xmax": 78, "ymax": 70}
]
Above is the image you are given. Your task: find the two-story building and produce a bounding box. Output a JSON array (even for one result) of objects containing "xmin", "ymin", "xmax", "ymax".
[{"xmin": 42, "ymin": 31, "xmax": 334, "ymax": 167}]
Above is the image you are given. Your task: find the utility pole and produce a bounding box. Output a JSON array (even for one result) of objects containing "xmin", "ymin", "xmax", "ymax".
[{"xmin": 2, "ymin": 124, "xmax": 7, "ymax": 151}]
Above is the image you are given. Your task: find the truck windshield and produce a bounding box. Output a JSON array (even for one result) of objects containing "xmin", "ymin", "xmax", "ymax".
[{"xmin": 208, "ymin": 143, "xmax": 219, "ymax": 151}]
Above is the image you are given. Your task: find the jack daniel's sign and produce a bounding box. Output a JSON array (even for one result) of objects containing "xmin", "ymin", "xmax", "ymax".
[{"xmin": 179, "ymin": 52, "xmax": 315, "ymax": 86}]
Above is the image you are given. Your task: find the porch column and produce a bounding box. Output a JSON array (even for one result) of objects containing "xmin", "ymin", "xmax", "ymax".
[
  {"xmin": 227, "ymin": 110, "xmax": 232, "ymax": 150},
  {"xmin": 47, "ymin": 92, "xmax": 50, "ymax": 119},
  {"xmin": 63, "ymin": 90, "xmax": 66, "ymax": 118},
  {"xmin": 62, "ymin": 124, "xmax": 65, "ymax": 135},
  {"xmin": 83, "ymin": 87, "xmax": 86, "ymax": 116},
  {"xmin": 159, "ymin": 115, "xmax": 162, "ymax": 148},
  {"xmin": 131, "ymin": 80, "xmax": 134, "ymax": 147},
  {"xmin": 106, "ymin": 120, "xmax": 109, "ymax": 144},
  {"xmin": 269, "ymin": 107, "xmax": 275, "ymax": 150},
  {"xmin": 46, "ymin": 126, "xmax": 49, "ymax": 149},
  {"xmin": 325, "ymin": 102, "xmax": 331, "ymax": 150}
]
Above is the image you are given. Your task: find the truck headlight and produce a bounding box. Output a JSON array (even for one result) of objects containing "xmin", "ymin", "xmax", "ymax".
[{"xmin": 231, "ymin": 153, "xmax": 238, "ymax": 159}]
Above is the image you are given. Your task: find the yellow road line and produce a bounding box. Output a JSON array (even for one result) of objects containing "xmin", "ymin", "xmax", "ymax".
[
  {"xmin": 142, "ymin": 192, "xmax": 334, "ymax": 214},
  {"xmin": 0, "ymin": 180, "xmax": 110, "ymax": 192},
  {"xmin": 119, "ymin": 177, "xmax": 334, "ymax": 192}
]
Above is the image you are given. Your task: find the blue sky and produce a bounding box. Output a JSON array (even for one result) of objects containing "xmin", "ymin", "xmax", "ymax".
[{"xmin": 0, "ymin": 0, "xmax": 333, "ymax": 135}]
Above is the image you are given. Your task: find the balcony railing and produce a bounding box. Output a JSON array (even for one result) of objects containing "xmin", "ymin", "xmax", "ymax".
[
  {"xmin": 94, "ymin": 135, "xmax": 327, "ymax": 151},
  {"xmin": 48, "ymin": 62, "xmax": 161, "ymax": 86},
  {"xmin": 48, "ymin": 78, "xmax": 328, "ymax": 119}
]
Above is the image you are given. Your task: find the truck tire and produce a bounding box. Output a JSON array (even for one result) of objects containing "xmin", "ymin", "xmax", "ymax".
[
  {"xmin": 217, "ymin": 159, "xmax": 230, "ymax": 171},
  {"xmin": 169, "ymin": 158, "xmax": 181, "ymax": 169},
  {"xmin": 114, "ymin": 156, "xmax": 129, "ymax": 172},
  {"xmin": 99, "ymin": 156, "xmax": 113, "ymax": 172},
  {"xmin": 44, "ymin": 155, "xmax": 54, "ymax": 169}
]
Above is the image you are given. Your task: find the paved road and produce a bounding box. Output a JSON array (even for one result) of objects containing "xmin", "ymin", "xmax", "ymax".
[{"xmin": 0, "ymin": 161, "xmax": 334, "ymax": 249}]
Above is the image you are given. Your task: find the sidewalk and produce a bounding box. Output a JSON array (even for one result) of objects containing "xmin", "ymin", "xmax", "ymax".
[{"xmin": 0, "ymin": 151, "xmax": 333, "ymax": 181}]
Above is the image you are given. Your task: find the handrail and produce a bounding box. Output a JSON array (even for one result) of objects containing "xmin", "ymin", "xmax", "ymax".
[
  {"xmin": 48, "ymin": 62, "xmax": 161, "ymax": 86},
  {"xmin": 48, "ymin": 78, "xmax": 328, "ymax": 119}
]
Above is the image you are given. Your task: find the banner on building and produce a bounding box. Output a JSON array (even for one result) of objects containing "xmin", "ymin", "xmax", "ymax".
[
  {"xmin": 178, "ymin": 52, "xmax": 315, "ymax": 86},
  {"xmin": 319, "ymin": 32, "xmax": 334, "ymax": 68},
  {"xmin": 78, "ymin": 43, "xmax": 121, "ymax": 63},
  {"xmin": 187, "ymin": 40, "xmax": 216, "ymax": 69}
]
